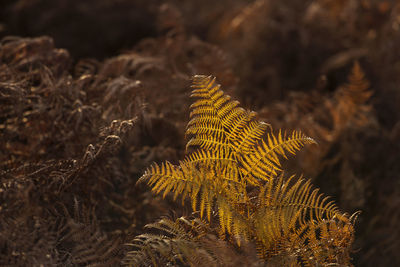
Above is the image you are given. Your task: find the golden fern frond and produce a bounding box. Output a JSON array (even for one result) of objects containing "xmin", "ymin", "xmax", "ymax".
[
  {"xmin": 232, "ymin": 120, "xmax": 270, "ymax": 154},
  {"xmin": 289, "ymin": 217, "xmax": 355, "ymax": 266},
  {"xmin": 182, "ymin": 147, "xmax": 237, "ymax": 169},
  {"xmin": 253, "ymin": 174, "xmax": 352, "ymax": 262},
  {"xmin": 186, "ymin": 76, "xmax": 229, "ymax": 148},
  {"xmin": 240, "ymin": 130, "xmax": 316, "ymax": 184},
  {"xmin": 139, "ymin": 152, "xmax": 247, "ymax": 224},
  {"xmin": 186, "ymin": 133, "xmax": 230, "ymax": 152},
  {"xmin": 138, "ymin": 161, "xmax": 185, "ymax": 199},
  {"xmin": 135, "ymin": 74, "xmax": 355, "ymax": 266},
  {"xmin": 187, "ymin": 75, "xmax": 313, "ymax": 184},
  {"xmin": 187, "ymin": 75, "xmax": 268, "ymax": 154},
  {"xmin": 223, "ymin": 110, "xmax": 258, "ymax": 145},
  {"xmin": 189, "ymin": 76, "xmax": 242, "ymax": 129}
]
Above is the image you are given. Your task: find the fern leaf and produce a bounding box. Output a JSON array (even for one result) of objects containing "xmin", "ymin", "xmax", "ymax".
[
  {"xmin": 253, "ymin": 174, "xmax": 350, "ymax": 257},
  {"xmin": 186, "ymin": 133, "xmax": 230, "ymax": 151},
  {"xmin": 134, "ymin": 74, "xmax": 355, "ymax": 266},
  {"xmin": 187, "ymin": 75, "xmax": 256, "ymax": 153},
  {"xmin": 241, "ymin": 130, "xmax": 316, "ymax": 182},
  {"xmin": 123, "ymin": 217, "xmax": 215, "ymax": 267},
  {"xmin": 232, "ymin": 120, "xmax": 269, "ymax": 154}
]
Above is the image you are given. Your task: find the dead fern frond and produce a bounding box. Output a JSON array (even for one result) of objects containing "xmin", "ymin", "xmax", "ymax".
[
  {"xmin": 60, "ymin": 201, "xmax": 123, "ymax": 266},
  {"xmin": 331, "ymin": 61, "xmax": 373, "ymax": 131},
  {"xmin": 123, "ymin": 217, "xmax": 219, "ymax": 267},
  {"xmin": 123, "ymin": 216, "xmax": 265, "ymax": 267}
]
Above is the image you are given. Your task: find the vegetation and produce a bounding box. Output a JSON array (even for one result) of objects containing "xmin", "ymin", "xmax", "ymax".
[
  {"xmin": 126, "ymin": 75, "xmax": 357, "ymax": 266},
  {"xmin": 1, "ymin": 1, "xmax": 399, "ymax": 266}
]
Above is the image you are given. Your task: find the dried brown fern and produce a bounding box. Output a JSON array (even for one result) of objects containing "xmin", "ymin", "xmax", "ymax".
[
  {"xmin": 330, "ymin": 61, "xmax": 373, "ymax": 133},
  {"xmin": 124, "ymin": 216, "xmax": 264, "ymax": 267}
]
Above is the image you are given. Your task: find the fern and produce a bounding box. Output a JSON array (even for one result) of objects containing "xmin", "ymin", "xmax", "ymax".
[
  {"xmin": 124, "ymin": 216, "xmax": 266, "ymax": 267},
  {"xmin": 129, "ymin": 75, "xmax": 356, "ymax": 266},
  {"xmin": 331, "ymin": 61, "xmax": 373, "ymax": 131},
  {"xmin": 123, "ymin": 217, "xmax": 218, "ymax": 267}
]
